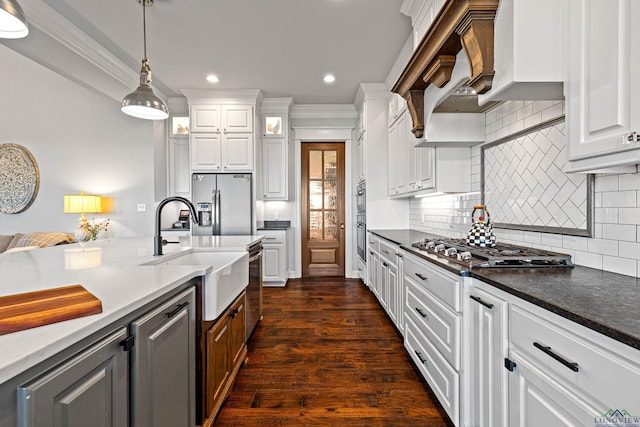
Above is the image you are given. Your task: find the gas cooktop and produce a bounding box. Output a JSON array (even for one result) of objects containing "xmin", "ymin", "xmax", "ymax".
[{"xmin": 411, "ymin": 238, "xmax": 573, "ymax": 269}]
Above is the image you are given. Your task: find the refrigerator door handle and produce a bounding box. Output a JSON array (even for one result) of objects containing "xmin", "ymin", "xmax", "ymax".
[
  {"xmin": 211, "ymin": 190, "xmax": 217, "ymax": 235},
  {"xmin": 214, "ymin": 189, "xmax": 221, "ymax": 235}
]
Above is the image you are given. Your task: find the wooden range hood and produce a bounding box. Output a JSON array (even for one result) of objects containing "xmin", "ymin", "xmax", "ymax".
[{"xmin": 392, "ymin": 0, "xmax": 499, "ymax": 138}]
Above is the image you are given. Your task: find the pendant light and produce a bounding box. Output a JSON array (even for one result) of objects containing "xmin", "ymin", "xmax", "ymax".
[
  {"xmin": 0, "ymin": 0, "xmax": 28, "ymax": 38},
  {"xmin": 121, "ymin": 0, "xmax": 168, "ymax": 120}
]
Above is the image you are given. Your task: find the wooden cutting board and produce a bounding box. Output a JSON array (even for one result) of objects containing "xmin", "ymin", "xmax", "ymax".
[{"xmin": 0, "ymin": 284, "xmax": 103, "ymax": 335}]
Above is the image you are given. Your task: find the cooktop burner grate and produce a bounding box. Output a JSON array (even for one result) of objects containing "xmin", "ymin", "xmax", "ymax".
[{"xmin": 411, "ymin": 238, "xmax": 573, "ymax": 268}]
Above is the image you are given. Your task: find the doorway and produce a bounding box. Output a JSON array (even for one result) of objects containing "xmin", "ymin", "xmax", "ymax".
[{"xmin": 301, "ymin": 142, "xmax": 345, "ymax": 277}]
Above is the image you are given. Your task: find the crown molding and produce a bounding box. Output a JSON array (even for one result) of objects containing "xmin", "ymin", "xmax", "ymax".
[
  {"xmin": 290, "ymin": 104, "xmax": 357, "ymax": 119},
  {"xmin": 180, "ymin": 89, "xmax": 263, "ymax": 105},
  {"xmin": 261, "ymin": 98, "xmax": 294, "ymax": 112},
  {"xmin": 15, "ymin": 0, "xmax": 154, "ymax": 103}
]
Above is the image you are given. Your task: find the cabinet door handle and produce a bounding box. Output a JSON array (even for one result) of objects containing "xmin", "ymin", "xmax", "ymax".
[
  {"xmin": 382, "ymin": 262, "xmax": 389, "ymax": 267},
  {"xmin": 533, "ymin": 342, "xmax": 579, "ymax": 372},
  {"xmin": 120, "ymin": 336, "xmax": 135, "ymax": 352},
  {"xmin": 415, "ymin": 307, "xmax": 427, "ymax": 318},
  {"xmin": 369, "ymin": 251, "xmax": 375, "ymax": 255},
  {"xmin": 470, "ymin": 295, "xmax": 494, "ymax": 309},
  {"xmin": 229, "ymin": 307, "xmax": 240, "ymax": 319},
  {"xmin": 414, "ymin": 350, "xmax": 427, "ymax": 364},
  {"xmin": 166, "ymin": 302, "xmax": 189, "ymax": 318},
  {"xmin": 415, "ymin": 272, "xmax": 428, "ymax": 281},
  {"xmin": 396, "ymin": 252, "xmax": 403, "ymax": 258}
]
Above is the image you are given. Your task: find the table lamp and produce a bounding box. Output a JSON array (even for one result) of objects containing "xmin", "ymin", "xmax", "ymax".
[{"xmin": 64, "ymin": 192, "xmax": 103, "ymax": 238}]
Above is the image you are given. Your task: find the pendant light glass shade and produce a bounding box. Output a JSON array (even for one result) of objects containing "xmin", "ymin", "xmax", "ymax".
[
  {"xmin": 0, "ymin": 0, "xmax": 28, "ymax": 39},
  {"xmin": 121, "ymin": 0, "xmax": 168, "ymax": 121}
]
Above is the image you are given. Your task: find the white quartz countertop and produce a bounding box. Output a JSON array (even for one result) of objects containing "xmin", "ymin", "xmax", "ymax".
[{"xmin": 0, "ymin": 235, "xmax": 263, "ymax": 384}]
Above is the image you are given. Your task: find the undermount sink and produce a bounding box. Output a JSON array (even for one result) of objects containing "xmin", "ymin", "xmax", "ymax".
[{"xmin": 142, "ymin": 251, "xmax": 249, "ymax": 321}]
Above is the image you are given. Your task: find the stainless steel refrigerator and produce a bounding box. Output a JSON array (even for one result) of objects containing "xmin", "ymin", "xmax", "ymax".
[{"xmin": 191, "ymin": 173, "xmax": 253, "ymax": 235}]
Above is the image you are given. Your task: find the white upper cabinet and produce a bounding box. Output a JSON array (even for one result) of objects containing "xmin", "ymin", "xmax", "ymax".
[
  {"xmin": 190, "ymin": 105, "xmax": 221, "ymax": 133},
  {"xmin": 259, "ymin": 98, "xmax": 292, "ymax": 200},
  {"xmin": 565, "ymin": 0, "xmax": 640, "ymax": 172},
  {"xmin": 477, "ymin": 0, "xmax": 565, "ymax": 105},
  {"xmin": 261, "ymin": 138, "xmax": 288, "ymax": 199},
  {"xmin": 190, "ymin": 104, "xmax": 253, "ymax": 133},
  {"xmin": 222, "ymin": 105, "xmax": 254, "ymax": 133}
]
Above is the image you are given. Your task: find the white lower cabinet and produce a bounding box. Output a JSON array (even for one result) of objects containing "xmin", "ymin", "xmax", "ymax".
[
  {"xmin": 403, "ymin": 252, "xmax": 462, "ymax": 425},
  {"xmin": 463, "ymin": 278, "xmax": 640, "ymax": 427},
  {"xmin": 367, "ymin": 234, "xmax": 405, "ymax": 333},
  {"xmin": 464, "ymin": 279, "xmax": 509, "ymax": 427},
  {"xmin": 261, "ymin": 229, "xmax": 288, "ymax": 286}
]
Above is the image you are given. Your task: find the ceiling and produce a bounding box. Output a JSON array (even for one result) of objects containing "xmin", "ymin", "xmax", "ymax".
[{"xmin": 32, "ymin": 0, "xmax": 412, "ymax": 105}]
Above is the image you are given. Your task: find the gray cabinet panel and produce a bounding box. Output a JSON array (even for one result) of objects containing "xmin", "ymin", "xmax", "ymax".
[
  {"xmin": 17, "ymin": 328, "xmax": 129, "ymax": 427},
  {"xmin": 130, "ymin": 287, "xmax": 195, "ymax": 427}
]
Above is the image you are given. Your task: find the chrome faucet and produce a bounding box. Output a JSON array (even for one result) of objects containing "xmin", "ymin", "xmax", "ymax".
[{"xmin": 154, "ymin": 196, "xmax": 199, "ymax": 256}]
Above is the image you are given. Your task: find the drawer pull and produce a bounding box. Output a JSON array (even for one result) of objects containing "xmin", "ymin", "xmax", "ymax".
[
  {"xmin": 470, "ymin": 295, "xmax": 494, "ymax": 309},
  {"xmin": 166, "ymin": 302, "xmax": 189, "ymax": 318},
  {"xmin": 415, "ymin": 272, "xmax": 428, "ymax": 281},
  {"xmin": 415, "ymin": 307, "xmax": 427, "ymax": 318},
  {"xmin": 414, "ymin": 350, "xmax": 427, "ymax": 364},
  {"xmin": 533, "ymin": 342, "xmax": 579, "ymax": 372}
]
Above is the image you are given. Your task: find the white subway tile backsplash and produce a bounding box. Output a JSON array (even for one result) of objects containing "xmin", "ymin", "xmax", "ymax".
[
  {"xmin": 587, "ymin": 239, "xmax": 618, "ymax": 256},
  {"xmin": 619, "ymin": 241, "xmax": 640, "ymax": 260},
  {"xmin": 408, "ymin": 101, "xmax": 640, "ymax": 278},
  {"xmin": 619, "ymin": 208, "xmax": 640, "ymax": 225},
  {"xmin": 595, "ymin": 175, "xmax": 619, "ymax": 192},
  {"xmin": 523, "ymin": 112, "xmax": 542, "ymax": 128},
  {"xmin": 574, "ymin": 251, "xmax": 603, "ymax": 270},
  {"xmin": 618, "ymin": 171, "xmax": 640, "ymax": 190},
  {"xmin": 603, "ymin": 256, "xmax": 637, "ymax": 277},
  {"xmin": 541, "ymin": 103, "xmax": 564, "ymax": 121},
  {"xmin": 562, "ymin": 235, "xmax": 589, "ymax": 251},
  {"xmin": 602, "ymin": 224, "xmax": 636, "ymax": 241},
  {"xmin": 602, "ymin": 191, "xmax": 636, "ymax": 208},
  {"xmin": 595, "ymin": 208, "xmax": 619, "ymax": 224}
]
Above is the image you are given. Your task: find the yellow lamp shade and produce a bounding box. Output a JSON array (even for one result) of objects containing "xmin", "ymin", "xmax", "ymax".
[{"xmin": 64, "ymin": 192, "xmax": 103, "ymax": 214}]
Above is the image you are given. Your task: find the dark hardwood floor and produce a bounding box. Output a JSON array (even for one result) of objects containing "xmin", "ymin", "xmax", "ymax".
[{"xmin": 214, "ymin": 278, "xmax": 451, "ymax": 426}]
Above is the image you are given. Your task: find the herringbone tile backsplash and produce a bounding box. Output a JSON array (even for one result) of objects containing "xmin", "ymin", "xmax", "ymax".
[{"xmin": 484, "ymin": 123, "xmax": 588, "ymax": 231}]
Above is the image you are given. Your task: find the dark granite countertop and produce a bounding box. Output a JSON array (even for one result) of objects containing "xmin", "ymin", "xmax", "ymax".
[
  {"xmin": 369, "ymin": 229, "xmax": 640, "ymax": 351},
  {"xmin": 257, "ymin": 220, "xmax": 291, "ymax": 230}
]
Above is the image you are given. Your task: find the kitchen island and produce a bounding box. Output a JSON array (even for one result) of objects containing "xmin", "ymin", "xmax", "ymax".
[{"xmin": 0, "ymin": 235, "xmax": 263, "ymax": 427}]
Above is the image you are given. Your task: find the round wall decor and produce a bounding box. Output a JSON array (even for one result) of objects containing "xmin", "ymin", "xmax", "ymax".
[{"xmin": 0, "ymin": 143, "xmax": 40, "ymax": 214}]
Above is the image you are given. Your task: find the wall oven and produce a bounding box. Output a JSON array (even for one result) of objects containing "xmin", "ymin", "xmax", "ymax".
[{"xmin": 356, "ymin": 181, "xmax": 366, "ymax": 263}]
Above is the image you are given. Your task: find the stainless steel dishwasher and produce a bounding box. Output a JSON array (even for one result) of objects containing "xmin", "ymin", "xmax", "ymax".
[{"xmin": 245, "ymin": 242, "xmax": 263, "ymax": 340}]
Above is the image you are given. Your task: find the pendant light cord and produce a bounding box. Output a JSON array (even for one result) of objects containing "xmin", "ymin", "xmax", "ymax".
[{"xmin": 142, "ymin": 0, "xmax": 147, "ymax": 61}]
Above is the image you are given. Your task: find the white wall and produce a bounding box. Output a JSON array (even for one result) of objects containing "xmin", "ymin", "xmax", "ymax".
[
  {"xmin": 0, "ymin": 45, "xmax": 157, "ymax": 237},
  {"xmin": 410, "ymin": 100, "xmax": 640, "ymax": 278}
]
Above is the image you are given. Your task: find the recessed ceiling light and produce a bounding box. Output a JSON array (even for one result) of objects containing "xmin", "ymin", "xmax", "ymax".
[
  {"xmin": 323, "ymin": 74, "xmax": 336, "ymax": 84},
  {"xmin": 206, "ymin": 74, "xmax": 219, "ymax": 83}
]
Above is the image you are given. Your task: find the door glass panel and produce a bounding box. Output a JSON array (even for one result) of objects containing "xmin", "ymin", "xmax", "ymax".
[
  {"xmin": 309, "ymin": 181, "xmax": 323, "ymax": 209},
  {"xmin": 324, "ymin": 211, "xmax": 337, "ymax": 240},
  {"xmin": 309, "ymin": 151, "xmax": 323, "ymax": 179},
  {"xmin": 324, "ymin": 150, "xmax": 337, "ymax": 179},
  {"xmin": 309, "ymin": 211, "xmax": 323, "ymax": 240},
  {"xmin": 324, "ymin": 181, "xmax": 337, "ymax": 210}
]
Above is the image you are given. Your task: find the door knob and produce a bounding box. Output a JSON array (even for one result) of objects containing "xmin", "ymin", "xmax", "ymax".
[{"xmin": 340, "ymin": 223, "xmax": 345, "ymax": 229}]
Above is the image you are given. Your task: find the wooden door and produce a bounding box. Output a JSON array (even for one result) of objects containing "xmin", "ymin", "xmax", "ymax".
[{"xmin": 301, "ymin": 142, "xmax": 345, "ymax": 277}]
